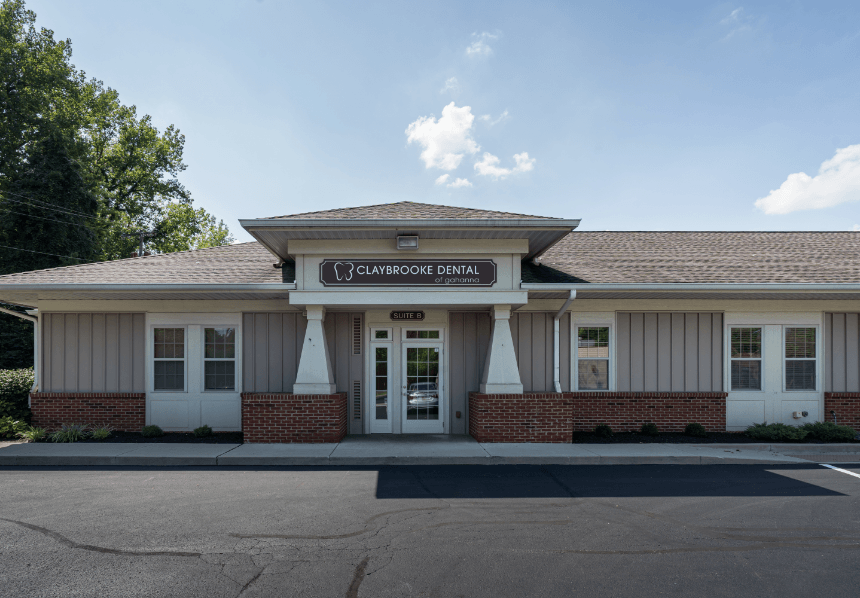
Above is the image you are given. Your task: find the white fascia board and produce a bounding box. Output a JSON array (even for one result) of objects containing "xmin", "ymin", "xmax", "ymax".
[
  {"xmin": 289, "ymin": 290, "xmax": 528, "ymax": 306},
  {"xmin": 0, "ymin": 283, "xmax": 297, "ymax": 292},
  {"xmin": 240, "ymin": 218, "xmax": 581, "ymax": 230},
  {"xmin": 521, "ymin": 283, "xmax": 860, "ymax": 291}
]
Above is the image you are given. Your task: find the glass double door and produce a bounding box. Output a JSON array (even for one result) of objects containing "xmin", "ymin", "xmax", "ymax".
[{"xmin": 370, "ymin": 341, "xmax": 444, "ymax": 433}]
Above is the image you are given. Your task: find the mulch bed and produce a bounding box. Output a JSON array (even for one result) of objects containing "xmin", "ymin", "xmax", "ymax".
[
  {"xmin": 572, "ymin": 432, "xmax": 859, "ymax": 444},
  {"xmin": 79, "ymin": 432, "xmax": 243, "ymax": 444}
]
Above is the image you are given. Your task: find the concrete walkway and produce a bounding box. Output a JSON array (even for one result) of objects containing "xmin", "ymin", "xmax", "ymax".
[{"xmin": 1, "ymin": 435, "xmax": 858, "ymax": 466}]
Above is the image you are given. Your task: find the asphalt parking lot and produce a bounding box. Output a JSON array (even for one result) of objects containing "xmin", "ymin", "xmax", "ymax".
[{"xmin": 1, "ymin": 463, "xmax": 859, "ymax": 597}]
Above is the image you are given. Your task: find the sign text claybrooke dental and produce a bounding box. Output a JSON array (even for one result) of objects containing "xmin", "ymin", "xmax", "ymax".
[{"xmin": 319, "ymin": 259, "xmax": 497, "ymax": 287}]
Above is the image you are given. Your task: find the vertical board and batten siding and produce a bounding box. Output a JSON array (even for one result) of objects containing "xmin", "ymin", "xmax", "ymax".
[
  {"xmin": 242, "ymin": 312, "xmax": 364, "ymax": 432},
  {"xmin": 449, "ymin": 312, "xmax": 492, "ymax": 434},
  {"xmin": 41, "ymin": 313, "xmax": 145, "ymax": 392},
  {"xmin": 509, "ymin": 312, "xmax": 571, "ymax": 393},
  {"xmin": 616, "ymin": 312, "xmax": 723, "ymax": 392},
  {"xmin": 825, "ymin": 313, "xmax": 860, "ymax": 392}
]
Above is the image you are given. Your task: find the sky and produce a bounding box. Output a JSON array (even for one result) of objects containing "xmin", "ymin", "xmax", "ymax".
[{"xmin": 26, "ymin": 0, "xmax": 860, "ymax": 242}]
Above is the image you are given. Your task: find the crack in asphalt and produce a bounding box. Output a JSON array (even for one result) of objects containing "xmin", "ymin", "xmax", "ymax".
[{"xmin": 0, "ymin": 517, "xmax": 201, "ymax": 557}]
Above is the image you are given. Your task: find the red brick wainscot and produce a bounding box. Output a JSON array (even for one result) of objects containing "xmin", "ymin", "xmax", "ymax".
[
  {"xmin": 29, "ymin": 393, "xmax": 146, "ymax": 432},
  {"xmin": 824, "ymin": 393, "xmax": 860, "ymax": 430},
  {"xmin": 469, "ymin": 392, "xmax": 727, "ymax": 442},
  {"xmin": 241, "ymin": 393, "xmax": 348, "ymax": 443}
]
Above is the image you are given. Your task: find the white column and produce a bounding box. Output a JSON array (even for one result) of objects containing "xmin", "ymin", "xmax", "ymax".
[
  {"xmin": 293, "ymin": 306, "xmax": 336, "ymax": 395},
  {"xmin": 480, "ymin": 305, "xmax": 524, "ymax": 394}
]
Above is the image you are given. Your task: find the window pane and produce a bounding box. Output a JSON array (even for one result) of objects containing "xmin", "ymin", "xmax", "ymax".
[
  {"xmin": 731, "ymin": 360, "xmax": 761, "ymax": 390},
  {"xmin": 785, "ymin": 328, "xmax": 815, "ymax": 359},
  {"xmin": 786, "ymin": 360, "xmax": 816, "ymax": 390},
  {"xmin": 578, "ymin": 327, "xmax": 609, "ymax": 358},
  {"xmin": 154, "ymin": 328, "xmax": 184, "ymax": 360},
  {"xmin": 204, "ymin": 361, "xmax": 235, "ymax": 390},
  {"xmin": 731, "ymin": 328, "xmax": 761, "ymax": 358},
  {"xmin": 375, "ymin": 330, "xmax": 388, "ymax": 339},
  {"xmin": 578, "ymin": 360, "xmax": 609, "ymax": 390},
  {"xmin": 154, "ymin": 361, "xmax": 184, "ymax": 390},
  {"xmin": 204, "ymin": 327, "xmax": 235, "ymax": 361}
]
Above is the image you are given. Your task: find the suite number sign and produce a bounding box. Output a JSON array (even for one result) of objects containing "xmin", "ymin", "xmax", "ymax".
[{"xmin": 319, "ymin": 259, "xmax": 497, "ymax": 287}]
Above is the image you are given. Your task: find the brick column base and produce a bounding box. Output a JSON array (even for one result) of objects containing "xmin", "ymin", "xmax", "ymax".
[
  {"xmin": 469, "ymin": 392, "xmax": 728, "ymax": 442},
  {"xmin": 824, "ymin": 393, "xmax": 860, "ymax": 430},
  {"xmin": 241, "ymin": 393, "xmax": 348, "ymax": 443},
  {"xmin": 29, "ymin": 393, "xmax": 146, "ymax": 432}
]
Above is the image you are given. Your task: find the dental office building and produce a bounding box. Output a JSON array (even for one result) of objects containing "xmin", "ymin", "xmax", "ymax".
[{"xmin": 1, "ymin": 201, "xmax": 859, "ymax": 442}]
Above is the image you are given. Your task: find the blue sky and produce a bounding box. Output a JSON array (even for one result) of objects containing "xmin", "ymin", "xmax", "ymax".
[{"xmin": 28, "ymin": 0, "xmax": 860, "ymax": 241}]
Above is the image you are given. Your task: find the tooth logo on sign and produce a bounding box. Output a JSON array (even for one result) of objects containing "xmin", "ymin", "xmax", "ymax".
[{"xmin": 334, "ymin": 262, "xmax": 354, "ymax": 281}]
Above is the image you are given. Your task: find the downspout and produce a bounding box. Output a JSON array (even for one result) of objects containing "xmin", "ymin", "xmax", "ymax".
[
  {"xmin": 0, "ymin": 306, "xmax": 39, "ymax": 403},
  {"xmin": 553, "ymin": 290, "xmax": 576, "ymax": 393}
]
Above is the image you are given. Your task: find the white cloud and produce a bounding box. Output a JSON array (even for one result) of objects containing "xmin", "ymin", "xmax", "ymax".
[
  {"xmin": 440, "ymin": 77, "xmax": 459, "ymax": 94},
  {"xmin": 854, "ymin": 224, "xmax": 860, "ymax": 231},
  {"xmin": 754, "ymin": 145, "xmax": 860, "ymax": 214},
  {"xmin": 720, "ymin": 7, "xmax": 752, "ymax": 39},
  {"xmin": 474, "ymin": 151, "xmax": 536, "ymax": 179},
  {"xmin": 405, "ymin": 102, "xmax": 480, "ymax": 170},
  {"xmin": 435, "ymin": 174, "xmax": 450, "ymax": 185},
  {"xmin": 479, "ymin": 110, "xmax": 510, "ymax": 126},
  {"xmin": 466, "ymin": 32, "xmax": 498, "ymax": 57},
  {"xmin": 721, "ymin": 7, "xmax": 743, "ymax": 24},
  {"xmin": 448, "ymin": 178, "xmax": 472, "ymax": 188}
]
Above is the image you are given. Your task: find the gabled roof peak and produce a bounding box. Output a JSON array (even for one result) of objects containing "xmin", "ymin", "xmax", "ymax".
[{"xmin": 262, "ymin": 201, "xmax": 563, "ymax": 221}]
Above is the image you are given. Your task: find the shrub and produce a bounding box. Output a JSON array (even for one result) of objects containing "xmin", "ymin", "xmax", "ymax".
[
  {"xmin": 745, "ymin": 422, "xmax": 808, "ymax": 442},
  {"xmin": 141, "ymin": 425, "xmax": 164, "ymax": 438},
  {"xmin": 193, "ymin": 424, "xmax": 213, "ymax": 438},
  {"xmin": 50, "ymin": 424, "xmax": 90, "ymax": 443},
  {"xmin": 16, "ymin": 426, "xmax": 47, "ymax": 442},
  {"xmin": 801, "ymin": 421, "xmax": 857, "ymax": 442},
  {"xmin": 640, "ymin": 422, "xmax": 659, "ymax": 436},
  {"xmin": 90, "ymin": 425, "xmax": 114, "ymax": 441},
  {"xmin": 684, "ymin": 423, "xmax": 708, "ymax": 438},
  {"xmin": 593, "ymin": 424, "xmax": 613, "ymax": 438},
  {"xmin": 0, "ymin": 368, "xmax": 35, "ymax": 420},
  {"xmin": 0, "ymin": 416, "xmax": 28, "ymax": 438}
]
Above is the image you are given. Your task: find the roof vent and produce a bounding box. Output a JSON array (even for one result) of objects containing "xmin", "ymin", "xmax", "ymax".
[{"xmin": 397, "ymin": 235, "xmax": 419, "ymax": 250}]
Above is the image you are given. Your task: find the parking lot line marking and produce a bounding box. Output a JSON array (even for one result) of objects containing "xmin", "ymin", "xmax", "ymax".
[{"xmin": 821, "ymin": 464, "xmax": 860, "ymax": 479}]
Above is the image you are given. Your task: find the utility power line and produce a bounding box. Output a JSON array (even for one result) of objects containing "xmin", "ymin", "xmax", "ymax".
[
  {"xmin": 0, "ymin": 243, "xmax": 86, "ymax": 261},
  {"xmin": 0, "ymin": 188, "xmax": 102, "ymax": 219},
  {"xmin": 0, "ymin": 193, "xmax": 102, "ymax": 221},
  {"xmin": 0, "ymin": 205, "xmax": 98, "ymax": 229}
]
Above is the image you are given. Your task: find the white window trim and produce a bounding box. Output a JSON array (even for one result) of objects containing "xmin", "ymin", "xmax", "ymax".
[
  {"xmin": 728, "ymin": 325, "xmax": 765, "ymax": 393},
  {"xmin": 571, "ymin": 313, "xmax": 615, "ymax": 392},
  {"xmin": 151, "ymin": 325, "xmax": 188, "ymax": 393},
  {"xmin": 782, "ymin": 325, "xmax": 819, "ymax": 393},
  {"xmin": 371, "ymin": 327, "xmax": 393, "ymax": 342},
  {"xmin": 202, "ymin": 327, "xmax": 239, "ymax": 393}
]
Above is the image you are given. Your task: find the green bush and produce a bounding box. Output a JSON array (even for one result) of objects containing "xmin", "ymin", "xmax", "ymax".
[
  {"xmin": 16, "ymin": 426, "xmax": 47, "ymax": 442},
  {"xmin": 141, "ymin": 425, "xmax": 164, "ymax": 438},
  {"xmin": 640, "ymin": 422, "xmax": 659, "ymax": 436},
  {"xmin": 50, "ymin": 424, "xmax": 90, "ymax": 443},
  {"xmin": 0, "ymin": 368, "xmax": 35, "ymax": 420},
  {"xmin": 745, "ymin": 422, "xmax": 808, "ymax": 442},
  {"xmin": 193, "ymin": 424, "xmax": 212, "ymax": 438},
  {"xmin": 685, "ymin": 423, "xmax": 708, "ymax": 438},
  {"xmin": 801, "ymin": 421, "xmax": 857, "ymax": 442},
  {"xmin": 0, "ymin": 416, "xmax": 28, "ymax": 438},
  {"xmin": 90, "ymin": 425, "xmax": 114, "ymax": 441},
  {"xmin": 593, "ymin": 424, "xmax": 613, "ymax": 438}
]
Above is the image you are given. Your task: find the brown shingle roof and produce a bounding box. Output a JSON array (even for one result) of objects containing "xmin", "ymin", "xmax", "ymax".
[
  {"xmin": 264, "ymin": 201, "xmax": 562, "ymax": 220},
  {"xmin": 532, "ymin": 231, "xmax": 860, "ymax": 284},
  {"xmin": 1, "ymin": 232, "xmax": 858, "ymax": 287},
  {"xmin": 0, "ymin": 243, "xmax": 283, "ymax": 285}
]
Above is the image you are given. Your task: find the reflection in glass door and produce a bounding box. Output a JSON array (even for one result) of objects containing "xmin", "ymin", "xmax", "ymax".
[
  {"xmin": 402, "ymin": 343, "xmax": 443, "ymax": 432},
  {"xmin": 371, "ymin": 344, "xmax": 392, "ymax": 432}
]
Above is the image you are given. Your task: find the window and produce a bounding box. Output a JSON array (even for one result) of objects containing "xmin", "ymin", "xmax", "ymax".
[
  {"xmin": 731, "ymin": 327, "xmax": 762, "ymax": 390},
  {"xmin": 154, "ymin": 328, "xmax": 185, "ymax": 391},
  {"xmin": 785, "ymin": 327, "xmax": 816, "ymax": 390},
  {"xmin": 577, "ymin": 327, "xmax": 609, "ymax": 390},
  {"xmin": 204, "ymin": 327, "xmax": 236, "ymax": 390},
  {"xmin": 406, "ymin": 330, "xmax": 440, "ymax": 339},
  {"xmin": 374, "ymin": 330, "xmax": 389, "ymax": 340}
]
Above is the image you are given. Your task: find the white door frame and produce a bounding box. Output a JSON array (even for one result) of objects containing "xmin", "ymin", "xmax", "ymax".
[
  {"xmin": 401, "ymin": 338, "xmax": 445, "ymax": 434},
  {"xmin": 369, "ymin": 329, "xmax": 393, "ymax": 433}
]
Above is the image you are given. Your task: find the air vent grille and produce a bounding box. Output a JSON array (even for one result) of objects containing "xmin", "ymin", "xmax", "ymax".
[
  {"xmin": 353, "ymin": 316, "xmax": 361, "ymax": 355},
  {"xmin": 353, "ymin": 380, "xmax": 361, "ymax": 420}
]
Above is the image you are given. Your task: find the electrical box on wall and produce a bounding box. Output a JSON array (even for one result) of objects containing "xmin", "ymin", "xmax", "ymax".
[{"xmin": 792, "ymin": 411, "xmax": 809, "ymax": 419}]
